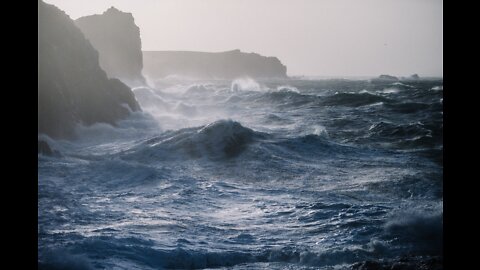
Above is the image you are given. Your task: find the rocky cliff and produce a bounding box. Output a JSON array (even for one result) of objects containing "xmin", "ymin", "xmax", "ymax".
[
  {"xmin": 38, "ymin": 1, "xmax": 141, "ymax": 139},
  {"xmin": 142, "ymin": 50, "xmax": 288, "ymax": 80},
  {"xmin": 75, "ymin": 7, "xmax": 146, "ymax": 87}
]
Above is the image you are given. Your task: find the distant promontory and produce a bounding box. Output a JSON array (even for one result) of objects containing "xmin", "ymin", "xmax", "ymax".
[
  {"xmin": 38, "ymin": 1, "xmax": 141, "ymax": 139},
  {"xmin": 75, "ymin": 7, "xmax": 146, "ymax": 87},
  {"xmin": 372, "ymin": 74, "xmax": 422, "ymax": 82},
  {"xmin": 373, "ymin": 74, "xmax": 400, "ymax": 82},
  {"xmin": 142, "ymin": 50, "xmax": 288, "ymax": 79}
]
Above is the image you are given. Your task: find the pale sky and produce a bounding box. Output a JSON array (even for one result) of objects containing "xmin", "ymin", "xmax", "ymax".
[{"xmin": 43, "ymin": 0, "xmax": 443, "ymax": 77}]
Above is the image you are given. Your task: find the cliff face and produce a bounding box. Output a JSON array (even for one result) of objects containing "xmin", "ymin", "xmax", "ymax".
[
  {"xmin": 38, "ymin": 1, "xmax": 141, "ymax": 139},
  {"xmin": 142, "ymin": 50, "xmax": 288, "ymax": 80},
  {"xmin": 75, "ymin": 7, "xmax": 146, "ymax": 87}
]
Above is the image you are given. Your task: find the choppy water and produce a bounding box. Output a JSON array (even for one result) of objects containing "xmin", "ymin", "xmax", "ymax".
[{"xmin": 38, "ymin": 77, "xmax": 443, "ymax": 269}]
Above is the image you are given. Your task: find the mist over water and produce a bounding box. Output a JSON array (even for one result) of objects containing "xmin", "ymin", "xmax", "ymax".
[{"xmin": 38, "ymin": 77, "xmax": 443, "ymax": 269}]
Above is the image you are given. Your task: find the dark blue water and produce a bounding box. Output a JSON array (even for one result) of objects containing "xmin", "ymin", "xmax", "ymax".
[{"xmin": 38, "ymin": 78, "xmax": 443, "ymax": 269}]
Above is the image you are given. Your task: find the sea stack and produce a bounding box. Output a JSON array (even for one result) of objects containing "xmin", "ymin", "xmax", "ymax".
[
  {"xmin": 38, "ymin": 1, "xmax": 141, "ymax": 138},
  {"xmin": 76, "ymin": 7, "xmax": 146, "ymax": 87}
]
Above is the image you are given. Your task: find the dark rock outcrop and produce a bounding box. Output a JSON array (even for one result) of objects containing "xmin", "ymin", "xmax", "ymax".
[
  {"xmin": 399, "ymin": 74, "xmax": 421, "ymax": 81},
  {"xmin": 38, "ymin": 140, "xmax": 53, "ymax": 156},
  {"xmin": 409, "ymin": 74, "xmax": 420, "ymax": 80},
  {"xmin": 142, "ymin": 49, "xmax": 288, "ymax": 79},
  {"xmin": 38, "ymin": 1, "xmax": 141, "ymax": 139},
  {"xmin": 371, "ymin": 74, "xmax": 400, "ymax": 82},
  {"xmin": 38, "ymin": 140, "xmax": 61, "ymax": 156},
  {"xmin": 75, "ymin": 7, "xmax": 146, "ymax": 87}
]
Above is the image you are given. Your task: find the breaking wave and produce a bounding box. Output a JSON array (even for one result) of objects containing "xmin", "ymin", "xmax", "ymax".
[{"xmin": 39, "ymin": 77, "xmax": 443, "ymax": 269}]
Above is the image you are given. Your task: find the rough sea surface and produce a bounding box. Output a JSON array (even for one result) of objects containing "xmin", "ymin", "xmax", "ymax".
[{"xmin": 38, "ymin": 78, "xmax": 443, "ymax": 269}]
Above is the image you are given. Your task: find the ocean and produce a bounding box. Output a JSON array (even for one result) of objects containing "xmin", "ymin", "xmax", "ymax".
[{"xmin": 38, "ymin": 77, "xmax": 443, "ymax": 269}]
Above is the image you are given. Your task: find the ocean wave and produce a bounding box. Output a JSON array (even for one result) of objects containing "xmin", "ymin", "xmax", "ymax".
[
  {"xmin": 368, "ymin": 122, "xmax": 431, "ymax": 139},
  {"xmin": 384, "ymin": 102, "xmax": 430, "ymax": 114},
  {"xmin": 391, "ymin": 82, "xmax": 414, "ymax": 88},
  {"xmin": 416, "ymin": 147, "xmax": 443, "ymax": 167},
  {"xmin": 380, "ymin": 87, "xmax": 400, "ymax": 94},
  {"xmin": 183, "ymin": 84, "xmax": 216, "ymax": 96},
  {"xmin": 268, "ymin": 133, "xmax": 358, "ymax": 160},
  {"xmin": 262, "ymin": 113, "xmax": 287, "ymax": 124},
  {"xmin": 366, "ymin": 172, "xmax": 442, "ymax": 200},
  {"xmin": 39, "ymin": 249, "xmax": 93, "ymax": 270},
  {"xmin": 173, "ymin": 101, "xmax": 198, "ymax": 116},
  {"xmin": 39, "ymin": 78, "xmax": 443, "ymax": 269},
  {"xmin": 224, "ymin": 94, "xmax": 245, "ymax": 104},
  {"xmin": 249, "ymin": 90, "xmax": 320, "ymax": 108},
  {"xmin": 231, "ymin": 77, "xmax": 263, "ymax": 92},
  {"xmin": 126, "ymin": 120, "xmax": 266, "ymax": 161},
  {"xmin": 119, "ymin": 119, "xmax": 351, "ymax": 165},
  {"xmin": 366, "ymin": 121, "xmax": 441, "ymax": 150},
  {"xmin": 82, "ymin": 158, "xmax": 166, "ymax": 189},
  {"xmin": 72, "ymin": 111, "xmax": 160, "ymax": 144},
  {"xmin": 263, "ymin": 91, "xmax": 314, "ymax": 104},
  {"xmin": 383, "ymin": 208, "xmax": 443, "ymax": 255},
  {"xmin": 276, "ymin": 85, "xmax": 300, "ymax": 93},
  {"xmin": 40, "ymin": 236, "xmax": 377, "ymax": 269},
  {"xmin": 320, "ymin": 92, "xmax": 390, "ymax": 107},
  {"xmin": 133, "ymin": 87, "xmax": 171, "ymax": 110}
]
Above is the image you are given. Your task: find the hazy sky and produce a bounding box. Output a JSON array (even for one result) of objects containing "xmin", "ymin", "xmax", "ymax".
[{"xmin": 43, "ymin": 0, "xmax": 443, "ymax": 77}]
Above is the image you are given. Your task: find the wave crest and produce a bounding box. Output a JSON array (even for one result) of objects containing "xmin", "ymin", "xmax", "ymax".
[
  {"xmin": 131, "ymin": 120, "xmax": 264, "ymax": 160},
  {"xmin": 321, "ymin": 92, "xmax": 390, "ymax": 107},
  {"xmin": 231, "ymin": 77, "xmax": 262, "ymax": 92}
]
